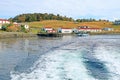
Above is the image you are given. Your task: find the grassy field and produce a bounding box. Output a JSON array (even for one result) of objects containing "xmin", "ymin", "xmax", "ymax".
[{"xmin": 28, "ymin": 20, "xmax": 119, "ymax": 28}]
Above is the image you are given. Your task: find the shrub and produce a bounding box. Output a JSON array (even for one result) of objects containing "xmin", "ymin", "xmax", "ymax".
[{"xmin": 6, "ymin": 26, "xmax": 20, "ymax": 32}]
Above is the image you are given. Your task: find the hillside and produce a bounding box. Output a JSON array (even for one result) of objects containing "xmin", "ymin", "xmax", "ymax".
[{"xmin": 28, "ymin": 20, "xmax": 120, "ymax": 30}]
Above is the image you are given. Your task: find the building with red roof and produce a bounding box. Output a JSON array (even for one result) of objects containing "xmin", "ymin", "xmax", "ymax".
[
  {"xmin": 0, "ymin": 19, "xmax": 10, "ymax": 24},
  {"xmin": 77, "ymin": 26, "xmax": 102, "ymax": 32}
]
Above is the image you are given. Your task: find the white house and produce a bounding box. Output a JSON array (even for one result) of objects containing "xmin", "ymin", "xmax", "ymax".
[
  {"xmin": 58, "ymin": 28, "xmax": 73, "ymax": 33},
  {"xmin": 78, "ymin": 28, "xmax": 102, "ymax": 32},
  {"xmin": 0, "ymin": 19, "xmax": 10, "ymax": 24}
]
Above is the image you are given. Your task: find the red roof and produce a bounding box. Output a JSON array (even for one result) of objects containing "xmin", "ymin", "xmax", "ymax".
[{"xmin": 0, "ymin": 18, "xmax": 9, "ymax": 21}]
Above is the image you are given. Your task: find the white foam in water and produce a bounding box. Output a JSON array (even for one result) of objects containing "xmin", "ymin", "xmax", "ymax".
[
  {"xmin": 94, "ymin": 46, "xmax": 120, "ymax": 80},
  {"xmin": 10, "ymin": 47, "xmax": 95, "ymax": 80}
]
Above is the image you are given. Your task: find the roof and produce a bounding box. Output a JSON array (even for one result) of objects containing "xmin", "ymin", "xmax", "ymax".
[{"xmin": 0, "ymin": 18, "xmax": 9, "ymax": 21}]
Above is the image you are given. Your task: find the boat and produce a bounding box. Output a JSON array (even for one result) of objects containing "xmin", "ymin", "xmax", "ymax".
[{"xmin": 76, "ymin": 32, "xmax": 89, "ymax": 37}]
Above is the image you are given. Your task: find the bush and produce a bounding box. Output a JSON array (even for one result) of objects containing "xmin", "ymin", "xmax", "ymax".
[{"xmin": 6, "ymin": 26, "xmax": 20, "ymax": 32}]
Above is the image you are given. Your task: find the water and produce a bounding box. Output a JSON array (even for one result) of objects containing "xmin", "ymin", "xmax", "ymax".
[{"xmin": 0, "ymin": 35, "xmax": 120, "ymax": 80}]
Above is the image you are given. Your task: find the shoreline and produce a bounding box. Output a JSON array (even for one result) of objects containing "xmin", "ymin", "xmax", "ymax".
[
  {"xmin": 0, "ymin": 32, "xmax": 37, "ymax": 39},
  {"xmin": 0, "ymin": 32, "xmax": 120, "ymax": 39}
]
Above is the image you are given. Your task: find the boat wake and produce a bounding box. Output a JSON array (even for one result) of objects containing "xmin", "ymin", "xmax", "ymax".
[{"xmin": 10, "ymin": 42, "xmax": 95, "ymax": 80}]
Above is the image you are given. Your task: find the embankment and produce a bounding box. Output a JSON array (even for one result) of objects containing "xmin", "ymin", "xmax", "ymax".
[{"xmin": 0, "ymin": 32, "xmax": 37, "ymax": 39}]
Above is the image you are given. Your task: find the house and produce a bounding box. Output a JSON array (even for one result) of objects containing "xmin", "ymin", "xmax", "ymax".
[
  {"xmin": 78, "ymin": 27, "xmax": 102, "ymax": 32},
  {"xmin": 41, "ymin": 27, "xmax": 57, "ymax": 33},
  {"xmin": 102, "ymin": 28, "xmax": 114, "ymax": 31},
  {"xmin": 0, "ymin": 19, "xmax": 10, "ymax": 24},
  {"xmin": 42, "ymin": 27, "xmax": 53, "ymax": 31},
  {"xmin": 58, "ymin": 28, "xmax": 73, "ymax": 33}
]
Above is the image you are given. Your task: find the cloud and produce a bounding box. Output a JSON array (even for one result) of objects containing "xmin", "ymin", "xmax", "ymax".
[{"xmin": 0, "ymin": 0, "xmax": 120, "ymax": 20}]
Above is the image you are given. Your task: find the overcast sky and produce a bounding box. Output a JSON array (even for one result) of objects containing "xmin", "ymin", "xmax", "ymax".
[{"xmin": 0, "ymin": 0, "xmax": 120, "ymax": 21}]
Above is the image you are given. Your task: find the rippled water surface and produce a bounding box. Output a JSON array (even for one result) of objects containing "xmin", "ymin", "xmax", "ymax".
[{"xmin": 0, "ymin": 35, "xmax": 120, "ymax": 80}]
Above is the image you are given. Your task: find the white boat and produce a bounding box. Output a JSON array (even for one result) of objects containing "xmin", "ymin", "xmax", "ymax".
[{"xmin": 77, "ymin": 32, "xmax": 89, "ymax": 37}]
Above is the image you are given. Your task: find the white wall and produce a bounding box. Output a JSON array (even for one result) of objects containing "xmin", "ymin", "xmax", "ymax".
[
  {"xmin": 0, "ymin": 20, "xmax": 10, "ymax": 24},
  {"xmin": 61, "ymin": 29, "xmax": 73, "ymax": 33},
  {"xmin": 78, "ymin": 29, "xmax": 102, "ymax": 32}
]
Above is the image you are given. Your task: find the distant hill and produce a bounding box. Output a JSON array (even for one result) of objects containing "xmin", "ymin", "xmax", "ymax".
[
  {"xmin": 9, "ymin": 13, "xmax": 74, "ymax": 22},
  {"xmin": 9, "ymin": 13, "xmax": 106, "ymax": 23}
]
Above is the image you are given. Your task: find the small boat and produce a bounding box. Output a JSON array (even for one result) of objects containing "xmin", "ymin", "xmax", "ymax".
[{"xmin": 76, "ymin": 32, "xmax": 89, "ymax": 37}]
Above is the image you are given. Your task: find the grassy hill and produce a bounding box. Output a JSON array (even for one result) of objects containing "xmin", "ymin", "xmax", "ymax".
[
  {"xmin": 27, "ymin": 20, "xmax": 120, "ymax": 33},
  {"xmin": 28, "ymin": 20, "xmax": 115, "ymax": 28}
]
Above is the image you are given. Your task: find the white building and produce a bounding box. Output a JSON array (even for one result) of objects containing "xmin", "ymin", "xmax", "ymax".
[
  {"xmin": 0, "ymin": 19, "xmax": 10, "ymax": 24},
  {"xmin": 78, "ymin": 28, "xmax": 102, "ymax": 32},
  {"xmin": 58, "ymin": 28, "xmax": 73, "ymax": 33}
]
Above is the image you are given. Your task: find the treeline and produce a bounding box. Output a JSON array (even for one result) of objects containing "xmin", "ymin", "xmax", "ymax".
[
  {"xmin": 9, "ymin": 13, "xmax": 109, "ymax": 22},
  {"xmin": 9, "ymin": 13, "xmax": 74, "ymax": 22},
  {"xmin": 76, "ymin": 19, "xmax": 109, "ymax": 22}
]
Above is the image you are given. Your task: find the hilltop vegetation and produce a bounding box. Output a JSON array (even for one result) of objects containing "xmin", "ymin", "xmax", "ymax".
[
  {"xmin": 9, "ymin": 13, "xmax": 74, "ymax": 22},
  {"xmin": 9, "ymin": 13, "xmax": 108, "ymax": 23}
]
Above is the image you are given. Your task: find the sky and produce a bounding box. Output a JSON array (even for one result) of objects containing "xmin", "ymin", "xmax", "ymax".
[{"xmin": 0, "ymin": 0, "xmax": 120, "ymax": 21}]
